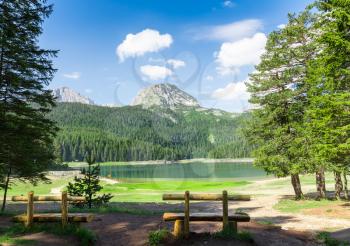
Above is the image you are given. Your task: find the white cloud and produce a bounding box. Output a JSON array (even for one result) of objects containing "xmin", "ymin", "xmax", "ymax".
[
  {"xmin": 140, "ymin": 65, "xmax": 173, "ymax": 81},
  {"xmin": 117, "ymin": 29, "xmax": 173, "ymax": 62},
  {"xmin": 212, "ymin": 80, "xmax": 250, "ymax": 101},
  {"xmin": 167, "ymin": 59, "xmax": 186, "ymax": 69},
  {"xmin": 215, "ymin": 32, "xmax": 267, "ymax": 75},
  {"xmin": 278, "ymin": 24, "xmax": 286, "ymax": 29},
  {"xmin": 63, "ymin": 72, "xmax": 81, "ymax": 80},
  {"xmin": 222, "ymin": 0, "xmax": 235, "ymax": 8},
  {"xmin": 193, "ymin": 19, "xmax": 263, "ymax": 42},
  {"xmin": 84, "ymin": 88, "xmax": 92, "ymax": 94}
]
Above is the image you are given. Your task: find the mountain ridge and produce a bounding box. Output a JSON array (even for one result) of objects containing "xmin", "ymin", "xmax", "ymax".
[
  {"xmin": 53, "ymin": 87, "xmax": 95, "ymax": 105},
  {"xmin": 131, "ymin": 83, "xmax": 200, "ymax": 108}
]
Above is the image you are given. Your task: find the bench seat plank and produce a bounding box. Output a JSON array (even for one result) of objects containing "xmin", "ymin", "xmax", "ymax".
[
  {"xmin": 13, "ymin": 213, "xmax": 94, "ymax": 223},
  {"xmin": 163, "ymin": 212, "xmax": 250, "ymax": 222}
]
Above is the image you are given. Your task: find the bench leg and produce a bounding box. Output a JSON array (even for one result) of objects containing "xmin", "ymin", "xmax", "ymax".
[
  {"xmin": 173, "ymin": 220, "xmax": 184, "ymax": 238},
  {"xmin": 223, "ymin": 221, "xmax": 237, "ymax": 234},
  {"xmin": 228, "ymin": 221, "xmax": 237, "ymax": 234}
]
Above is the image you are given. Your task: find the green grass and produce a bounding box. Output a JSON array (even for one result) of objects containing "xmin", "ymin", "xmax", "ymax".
[
  {"xmin": 0, "ymin": 177, "xmax": 73, "ymax": 197},
  {"xmin": 102, "ymin": 180, "xmax": 250, "ymax": 202},
  {"xmin": 264, "ymin": 173, "xmax": 335, "ymax": 188},
  {"xmin": 0, "ymin": 224, "xmax": 96, "ymax": 246},
  {"xmin": 0, "ymin": 178, "xmax": 249, "ymax": 203},
  {"xmin": 256, "ymin": 220, "xmax": 275, "ymax": 226},
  {"xmin": 274, "ymin": 199, "xmax": 342, "ymax": 213},
  {"xmin": 148, "ymin": 229, "xmax": 169, "ymax": 246},
  {"xmin": 213, "ymin": 228, "xmax": 253, "ymax": 242},
  {"xmin": 0, "ymin": 234, "xmax": 35, "ymax": 245},
  {"xmin": 317, "ymin": 232, "xmax": 350, "ymax": 246}
]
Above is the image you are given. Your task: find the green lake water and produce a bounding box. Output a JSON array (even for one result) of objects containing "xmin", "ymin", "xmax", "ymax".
[{"xmin": 99, "ymin": 162, "xmax": 268, "ymax": 181}]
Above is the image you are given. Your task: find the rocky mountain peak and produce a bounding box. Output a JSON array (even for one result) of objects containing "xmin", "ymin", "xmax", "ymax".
[
  {"xmin": 53, "ymin": 87, "xmax": 94, "ymax": 105},
  {"xmin": 131, "ymin": 83, "xmax": 200, "ymax": 108}
]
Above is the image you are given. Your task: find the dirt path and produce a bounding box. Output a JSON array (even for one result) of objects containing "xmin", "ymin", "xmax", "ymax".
[
  {"xmin": 83, "ymin": 213, "xmax": 316, "ymax": 246},
  {"xmin": 0, "ymin": 212, "xmax": 317, "ymax": 246},
  {"xmin": 233, "ymin": 178, "xmax": 350, "ymax": 232}
]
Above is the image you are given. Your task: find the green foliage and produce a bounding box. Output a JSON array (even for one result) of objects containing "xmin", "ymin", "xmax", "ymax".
[
  {"xmin": 0, "ymin": 234, "xmax": 34, "ymax": 245},
  {"xmin": 213, "ymin": 228, "xmax": 252, "ymax": 242},
  {"xmin": 0, "ymin": 0, "xmax": 58, "ymax": 211},
  {"xmin": 48, "ymin": 103, "xmax": 252, "ymax": 162},
  {"xmin": 304, "ymin": 0, "xmax": 350, "ymax": 174},
  {"xmin": 0, "ymin": 223, "xmax": 96, "ymax": 246},
  {"xmin": 317, "ymin": 232, "xmax": 349, "ymax": 246},
  {"xmin": 148, "ymin": 229, "xmax": 169, "ymax": 246},
  {"xmin": 245, "ymin": 9, "xmax": 318, "ymax": 198},
  {"xmin": 67, "ymin": 154, "xmax": 112, "ymax": 208}
]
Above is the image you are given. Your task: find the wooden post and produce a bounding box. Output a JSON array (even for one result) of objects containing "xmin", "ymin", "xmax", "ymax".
[
  {"xmin": 184, "ymin": 191, "xmax": 190, "ymax": 238},
  {"xmin": 26, "ymin": 191, "xmax": 34, "ymax": 227},
  {"xmin": 173, "ymin": 220, "xmax": 184, "ymax": 238},
  {"xmin": 229, "ymin": 221, "xmax": 237, "ymax": 234},
  {"xmin": 61, "ymin": 191, "xmax": 68, "ymax": 227},
  {"xmin": 222, "ymin": 190, "xmax": 228, "ymax": 230}
]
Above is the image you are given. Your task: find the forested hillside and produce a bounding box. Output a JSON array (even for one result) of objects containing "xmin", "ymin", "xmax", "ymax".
[{"xmin": 48, "ymin": 103, "xmax": 252, "ymax": 162}]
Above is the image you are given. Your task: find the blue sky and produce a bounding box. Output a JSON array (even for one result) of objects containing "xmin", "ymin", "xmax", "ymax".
[{"xmin": 40, "ymin": 0, "xmax": 313, "ymax": 112}]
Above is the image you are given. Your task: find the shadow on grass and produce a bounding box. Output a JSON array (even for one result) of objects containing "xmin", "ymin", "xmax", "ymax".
[
  {"xmin": 329, "ymin": 228, "xmax": 350, "ymax": 245},
  {"xmin": 253, "ymin": 215, "xmax": 299, "ymax": 225},
  {"xmin": 0, "ymin": 223, "xmax": 95, "ymax": 246}
]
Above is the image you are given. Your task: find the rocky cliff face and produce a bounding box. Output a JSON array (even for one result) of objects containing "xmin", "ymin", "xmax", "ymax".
[
  {"xmin": 53, "ymin": 87, "xmax": 94, "ymax": 105},
  {"xmin": 131, "ymin": 83, "xmax": 200, "ymax": 108}
]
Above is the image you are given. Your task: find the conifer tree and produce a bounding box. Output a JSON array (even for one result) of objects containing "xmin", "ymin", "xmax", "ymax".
[
  {"xmin": 246, "ymin": 9, "xmax": 317, "ymax": 199},
  {"xmin": 67, "ymin": 153, "xmax": 113, "ymax": 208},
  {"xmin": 0, "ymin": 0, "xmax": 58, "ymax": 211},
  {"xmin": 305, "ymin": 0, "xmax": 350, "ymax": 200}
]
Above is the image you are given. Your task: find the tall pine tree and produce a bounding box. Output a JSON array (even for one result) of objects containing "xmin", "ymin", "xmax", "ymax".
[
  {"xmin": 305, "ymin": 0, "xmax": 350, "ymax": 200},
  {"xmin": 0, "ymin": 0, "xmax": 58, "ymax": 211},
  {"xmin": 246, "ymin": 9, "xmax": 318, "ymax": 199}
]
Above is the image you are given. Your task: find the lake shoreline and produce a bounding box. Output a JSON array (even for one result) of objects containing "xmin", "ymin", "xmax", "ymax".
[{"xmin": 68, "ymin": 158, "xmax": 254, "ymax": 167}]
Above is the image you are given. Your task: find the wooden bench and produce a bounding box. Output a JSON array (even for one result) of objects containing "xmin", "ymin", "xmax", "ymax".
[
  {"xmin": 12, "ymin": 191, "xmax": 94, "ymax": 227},
  {"xmin": 162, "ymin": 190, "xmax": 250, "ymax": 238}
]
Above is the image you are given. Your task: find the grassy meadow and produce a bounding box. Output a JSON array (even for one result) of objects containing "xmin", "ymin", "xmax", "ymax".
[
  {"xmin": 0, "ymin": 178, "xmax": 250, "ymax": 203},
  {"xmin": 0, "ymin": 168, "xmax": 345, "ymax": 214}
]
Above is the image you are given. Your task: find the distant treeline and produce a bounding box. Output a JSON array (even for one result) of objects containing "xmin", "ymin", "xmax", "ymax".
[{"xmin": 48, "ymin": 103, "xmax": 253, "ymax": 162}]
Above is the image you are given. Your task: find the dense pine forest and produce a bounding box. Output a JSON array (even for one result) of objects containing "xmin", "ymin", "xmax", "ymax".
[{"xmin": 48, "ymin": 103, "xmax": 252, "ymax": 162}]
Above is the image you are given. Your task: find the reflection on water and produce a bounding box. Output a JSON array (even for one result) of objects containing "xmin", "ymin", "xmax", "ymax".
[{"xmin": 98, "ymin": 162, "xmax": 268, "ymax": 181}]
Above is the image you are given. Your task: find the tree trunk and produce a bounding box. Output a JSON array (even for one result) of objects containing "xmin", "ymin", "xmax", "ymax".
[
  {"xmin": 316, "ymin": 168, "xmax": 326, "ymax": 199},
  {"xmin": 291, "ymin": 174, "xmax": 303, "ymax": 200},
  {"xmin": 343, "ymin": 171, "xmax": 349, "ymax": 200},
  {"xmin": 334, "ymin": 171, "xmax": 343, "ymax": 200},
  {"xmin": 1, "ymin": 168, "xmax": 11, "ymax": 212}
]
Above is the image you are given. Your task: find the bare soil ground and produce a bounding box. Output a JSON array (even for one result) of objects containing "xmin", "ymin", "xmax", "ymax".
[{"xmin": 0, "ymin": 212, "xmax": 317, "ymax": 246}]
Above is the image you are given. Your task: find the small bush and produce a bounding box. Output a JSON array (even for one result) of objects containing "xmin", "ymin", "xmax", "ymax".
[
  {"xmin": 317, "ymin": 232, "xmax": 349, "ymax": 246},
  {"xmin": 67, "ymin": 153, "xmax": 113, "ymax": 209},
  {"xmin": 214, "ymin": 228, "xmax": 253, "ymax": 242},
  {"xmin": 148, "ymin": 229, "xmax": 169, "ymax": 246},
  {"xmin": 52, "ymin": 224, "xmax": 97, "ymax": 246}
]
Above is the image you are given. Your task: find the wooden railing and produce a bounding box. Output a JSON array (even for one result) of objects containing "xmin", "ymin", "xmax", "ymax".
[
  {"xmin": 12, "ymin": 191, "xmax": 88, "ymax": 227},
  {"xmin": 162, "ymin": 190, "xmax": 251, "ymax": 238}
]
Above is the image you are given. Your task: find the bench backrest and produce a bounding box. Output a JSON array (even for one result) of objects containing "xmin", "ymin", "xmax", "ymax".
[
  {"xmin": 11, "ymin": 191, "xmax": 85, "ymax": 227},
  {"xmin": 162, "ymin": 190, "xmax": 250, "ymax": 238},
  {"xmin": 163, "ymin": 193, "xmax": 250, "ymax": 201},
  {"xmin": 12, "ymin": 195, "xmax": 85, "ymax": 202}
]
